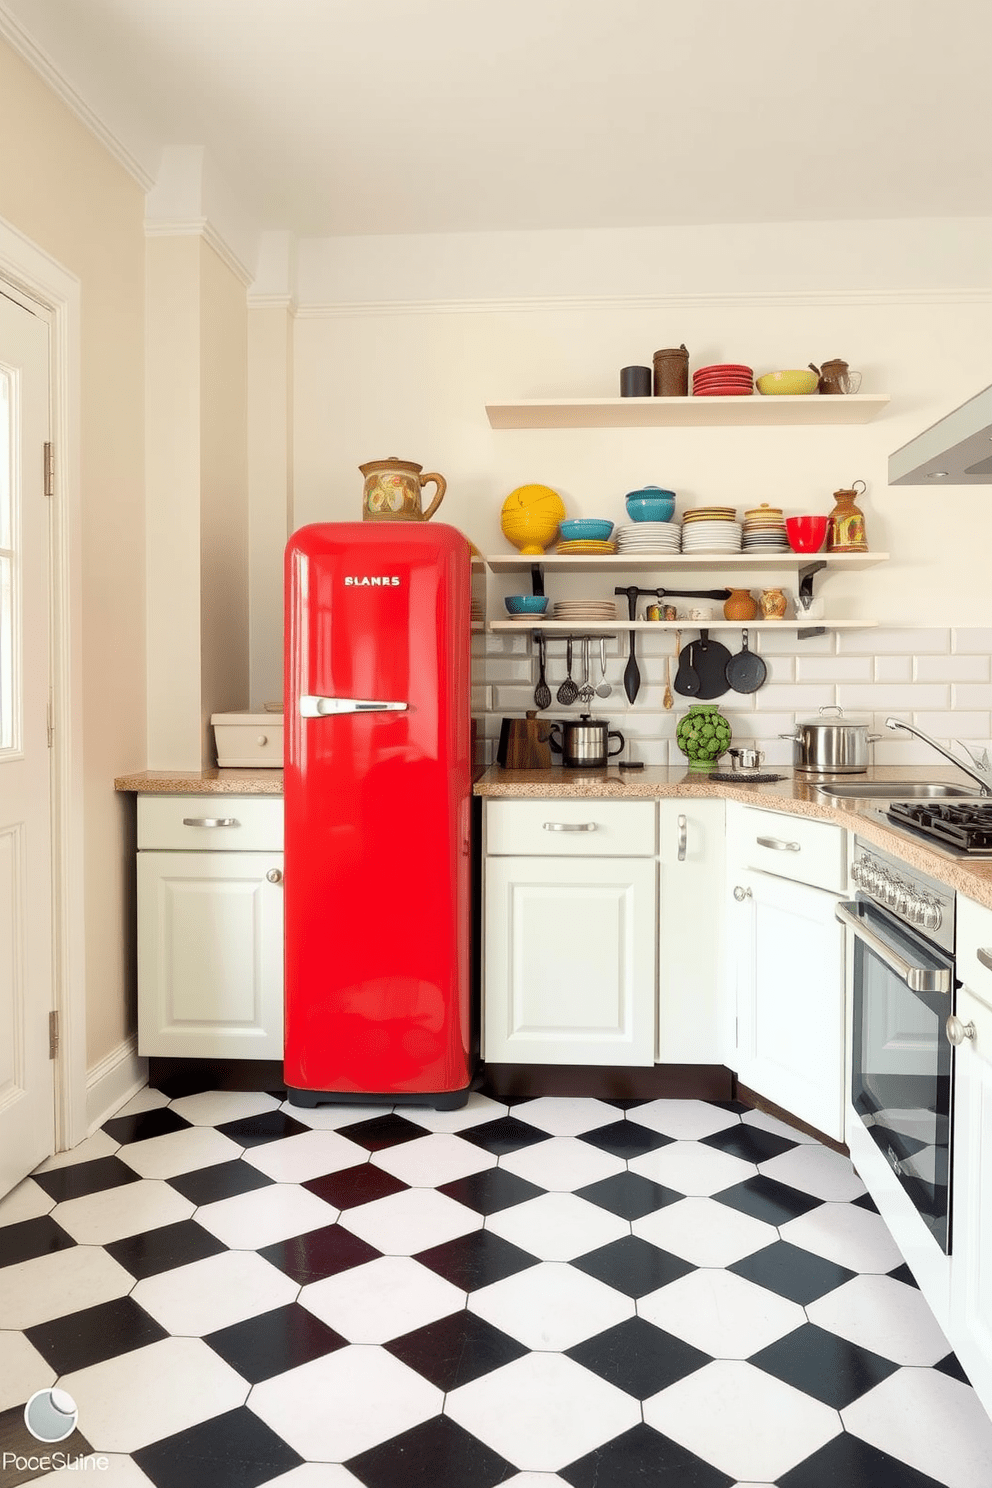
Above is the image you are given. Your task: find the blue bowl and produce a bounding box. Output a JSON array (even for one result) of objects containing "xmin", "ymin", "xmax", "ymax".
[
  {"xmin": 625, "ymin": 487, "xmax": 676, "ymax": 522},
  {"xmin": 505, "ymin": 594, "xmax": 549, "ymax": 615},
  {"xmin": 558, "ymin": 518, "xmax": 615, "ymax": 542}
]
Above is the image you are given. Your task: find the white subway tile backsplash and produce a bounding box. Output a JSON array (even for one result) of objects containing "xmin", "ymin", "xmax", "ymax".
[
  {"xmin": 475, "ymin": 625, "xmax": 992, "ymax": 769},
  {"xmin": 795, "ymin": 655, "xmax": 872, "ymax": 683},
  {"xmin": 912, "ymin": 711, "xmax": 992, "ymax": 739},
  {"xmin": 835, "ymin": 683, "xmax": 950, "ymax": 712},
  {"xmin": 757, "ymin": 629, "xmax": 835, "ymax": 656},
  {"xmin": 753, "ymin": 684, "xmax": 837, "ymax": 712},
  {"xmin": 874, "ymin": 655, "xmax": 914, "ymax": 683},
  {"xmin": 953, "ymin": 684, "xmax": 992, "ymax": 711},
  {"xmin": 838, "ymin": 628, "xmax": 951, "ymax": 655},
  {"xmin": 953, "ymin": 629, "xmax": 992, "ymax": 654},
  {"xmin": 915, "ymin": 654, "xmax": 990, "ymax": 683}
]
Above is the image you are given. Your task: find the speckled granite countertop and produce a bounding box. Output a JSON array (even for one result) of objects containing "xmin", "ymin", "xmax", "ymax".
[
  {"xmin": 114, "ymin": 762, "xmax": 992, "ymax": 907},
  {"xmin": 114, "ymin": 769, "xmax": 283, "ymax": 795},
  {"xmin": 475, "ymin": 763, "xmax": 992, "ymax": 908}
]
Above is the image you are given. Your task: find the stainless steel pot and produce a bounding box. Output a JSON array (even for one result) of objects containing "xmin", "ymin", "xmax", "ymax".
[
  {"xmin": 549, "ymin": 714, "xmax": 625, "ymax": 769},
  {"xmin": 781, "ymin": 705, "xmax": 880, "ymax": 774}
]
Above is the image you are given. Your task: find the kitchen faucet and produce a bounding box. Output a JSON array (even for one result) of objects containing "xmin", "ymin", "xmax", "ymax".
[{"xmin": 885, "ymin": 717, "xmax": 992, "ymax": 795}]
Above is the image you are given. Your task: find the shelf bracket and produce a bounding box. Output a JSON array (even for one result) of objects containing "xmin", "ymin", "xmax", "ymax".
[
  {"xmin": 796, "ymin": 561, "xmax": 827, "ymax": 640},
  {"xmin": 529, "ymin": 564, "xmax": 545, "ymax": 598}
]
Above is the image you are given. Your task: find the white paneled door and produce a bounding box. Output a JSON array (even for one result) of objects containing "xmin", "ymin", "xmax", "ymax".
[{"xmin": 0, "ymin": 290, "xmax": 54, "ymax": 1197}]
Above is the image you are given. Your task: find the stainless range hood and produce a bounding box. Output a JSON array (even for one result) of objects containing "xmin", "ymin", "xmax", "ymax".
[{"xmin": 888, "ymin": 383, "xmax": 992, "ymax": 485}]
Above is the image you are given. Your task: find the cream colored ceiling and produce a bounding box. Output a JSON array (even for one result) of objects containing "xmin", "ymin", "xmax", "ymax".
[{"xmin": 2, "ymin": 0, "xmax": 990, "ymax": 237}]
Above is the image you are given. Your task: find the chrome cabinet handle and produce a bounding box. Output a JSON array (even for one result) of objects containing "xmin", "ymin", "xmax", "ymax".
[
  {"xmin": 266, "ymin": 868, "xmax": 283, "ymax": 884},
  {"xmin": 835, "ymin": 901, "xmax": 952, "ymax": 994},
  {"xmin": 543, "ymin": 821, "xmax": 597, "ymax": 832},
  {"xmin": 946, "ymin": 1014, "xmax": 977, "ymax": 1046},
  {"xmin": 182, "ymin": 817, "xmax": 239, "ymax": 828},
  {"xmin": 756, "ymin": 835, "xmax": 800, "ymax": 852},
  {"xmin": 733, "ymin": 885, "xmax": 752, "ymax": 901},
  {"xmin": 977, "ymin": 949, "xmax": 992, "ymax": 973},
  {"xmin": 677, "ymin": 814, "xmax": 687, "ymax": 862}
]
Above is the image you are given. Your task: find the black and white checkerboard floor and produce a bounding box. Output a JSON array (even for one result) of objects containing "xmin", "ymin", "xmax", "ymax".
[{"xmin": 2, "ymin": 1089, "xmax": 992, "ymax": 1487}]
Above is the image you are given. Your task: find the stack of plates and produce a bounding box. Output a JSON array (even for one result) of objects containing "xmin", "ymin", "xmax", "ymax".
[
  {"xmin": 692, "ymin": 363, "xmax": 754, "ymax": 397},
  {"xmin": 742, "ymin": 503, "xmax": 789, "ymax": 552},
  {"xmin": 681, "ymin": 507, "xmax": 742, "ymax": 553},
  {"xmin": 615, "ymin": 522, "xmax": 682, "ymax": 554},
  {"xmin": 552, "ymin": 599, "xmax": 617, "ymax": 621},
  {"xmin": 555, "ymin": 539, "xmax": 617, "ymax": 555}
]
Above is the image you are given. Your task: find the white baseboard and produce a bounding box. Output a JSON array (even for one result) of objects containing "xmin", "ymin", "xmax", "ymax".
[{"xmin": 85, "ymin": 1035, "xmax": 149, "ymax": 1134}]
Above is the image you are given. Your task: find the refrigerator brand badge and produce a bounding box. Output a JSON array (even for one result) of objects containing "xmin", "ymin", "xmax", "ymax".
[{"xmin": 344, "ymin": 575, "xmax": 401, "ymax": 587}]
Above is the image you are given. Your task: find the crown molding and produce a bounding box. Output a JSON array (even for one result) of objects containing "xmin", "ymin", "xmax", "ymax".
[
  {"xmin": 144, "ymin": 218, "xmax": 253, "ymax": 288},
  {"xmin": 0, "ymin": 4, "xmax": 154, "ymax": 191},
  {"xmin": 246, "ymin": 293, "xmax": 296, "ymax": 311},
  {"xmin": 294, "ymin": 287, "xmax": 992, "ymax": 319}
]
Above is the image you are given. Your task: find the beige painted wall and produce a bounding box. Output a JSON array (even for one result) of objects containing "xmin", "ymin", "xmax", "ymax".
[
  {"xmin": 247, "ymin": 305, "xmax": 293, "ymax": 706},
  {"xmin": 0, "ymin": 37, "xmax": 146, "ymax": 1066},
  {"xmin": 199, "ymin": 240, "xmax": 250, "ymax": 754},
  {"xmin": 269, "ymin": 226, "xmax": 992, "ymax": 710}
]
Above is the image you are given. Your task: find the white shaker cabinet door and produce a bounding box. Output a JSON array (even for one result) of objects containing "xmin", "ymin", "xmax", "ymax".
[
  {"xmin": 950, "ymin": 988, "xmax": 992, "ymax": 1422},
  {"xmin": 731, "ymin": 867, "xmax": 845, "ymax": 1141},
  {"xmin": 137, "ymin": 850, "xmax": 284, "ymax": 1058},
  {"xmin": 484, "ymin": 856, "xmax": 657, "ymax": 1065}
]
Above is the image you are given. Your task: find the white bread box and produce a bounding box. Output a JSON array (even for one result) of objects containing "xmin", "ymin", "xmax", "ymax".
[{"xmin": 211, "ymin": 710, "xmax": 283, "ymax": 768}]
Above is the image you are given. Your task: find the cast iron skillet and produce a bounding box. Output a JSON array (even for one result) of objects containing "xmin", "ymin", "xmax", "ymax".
[{"xmin": 725, "ymin": 629, "xmax": 767, "ymax": 694}]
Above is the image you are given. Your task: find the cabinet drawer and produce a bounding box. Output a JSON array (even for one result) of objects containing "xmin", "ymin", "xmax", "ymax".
[
  {"xmin": 486, "ymin": 799, "xmax": 656, "ymax": 857},
  {"xmin": 138, "ymin": 794, "xmax": 283, "ymax": 851},
  {"xmin": 958, "ymin": 895, "xmax": 992, "ymax": 1013},
  {"xmin": 738, "ymin": 805, "xmax": 846, "ymax": 893}
]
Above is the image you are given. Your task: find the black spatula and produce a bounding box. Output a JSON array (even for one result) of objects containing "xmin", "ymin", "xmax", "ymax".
[
  {"xmin": 619, "ymin": 586, "xmax": 641, "ymax": 702},
  {"xmin": 674, "ymin": 638, "xmax": 700, "ymax": 696}
]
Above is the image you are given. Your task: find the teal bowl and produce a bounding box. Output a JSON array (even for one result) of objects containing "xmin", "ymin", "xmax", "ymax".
[
  {"xmin": 505, "ymin": 595, "xmax": 549, "ymax": 616},
  {"xmin": 558, "ymin": 518, "xmax": 615, "ymax": 542},
  {"xmin": 625, "ymin": 487, "xmax": 676, "ymax": 522}
]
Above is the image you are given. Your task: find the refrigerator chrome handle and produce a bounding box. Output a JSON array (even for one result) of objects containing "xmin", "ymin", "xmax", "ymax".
[{"xmin": 300, "ymin": 695, "xmax": 408, "ymax": 717}]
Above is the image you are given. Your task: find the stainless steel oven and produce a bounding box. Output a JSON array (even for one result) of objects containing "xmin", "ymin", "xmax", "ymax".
[{"xmin": 836, "ymin": 839, "xmax": 956, "ymax": 1254}]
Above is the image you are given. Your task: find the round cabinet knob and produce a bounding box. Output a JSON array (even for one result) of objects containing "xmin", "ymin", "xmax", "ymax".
[
  {"xmin": 256, "ymin": 734, "xmax": 269, "ymax": 746},
  {"xmin": 733, "ymin": 885, "xmax": 752, "ymax": 901},
  {"xmin": 266, "ymin": 868, "xmax": 283, "ymax": 884},
  {"xmin": 946, "ymin": 1014, "xmax": 977, "ymax": 1046}
]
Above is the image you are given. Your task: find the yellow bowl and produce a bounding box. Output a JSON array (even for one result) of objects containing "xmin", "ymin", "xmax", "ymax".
[
  {"xmin": 755, "ymin": 370, "xmax": 820, "ymax": 396},
  {"xmin": 500, "ymin": 483, "xmax": 566, "ymax": 554}
]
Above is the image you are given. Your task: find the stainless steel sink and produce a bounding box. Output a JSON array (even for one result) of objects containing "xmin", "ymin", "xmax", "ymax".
[{"xmin": 813, "ymin": 780, "xmax": 980, "ymax": 799}]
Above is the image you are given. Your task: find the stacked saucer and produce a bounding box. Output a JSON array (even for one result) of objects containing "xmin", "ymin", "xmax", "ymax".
[
  {"xmin": 692, "ymin": 363, "xmax": 754, "ymax": 397},
  {"xmin": 551, "ymin": 599, "xmax": 617, "ymax": 622},
  {"xmin": 615, "ymin": 522, "xmax": 682, "ymax": 554},
  {"xmin": 555, "ymin": 538, "xmax": 617, "ymax": 555},
  {"xmin": 681, "ymin": 506, "xmax": 742, "ymax": 553},
  {"xmin": 742, "ymin": 504, "xmax": 789, "ymax": 552}
]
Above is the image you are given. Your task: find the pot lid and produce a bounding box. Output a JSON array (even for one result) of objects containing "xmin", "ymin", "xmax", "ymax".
[{"xmin": 797, "ymin": 705, "xmax": 872, "ymax": 728}]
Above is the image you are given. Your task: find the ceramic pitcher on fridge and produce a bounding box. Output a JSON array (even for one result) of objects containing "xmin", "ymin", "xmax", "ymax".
[{"xmin": 360, "ymin": 457, "xmax": 446, "ymax": 522}]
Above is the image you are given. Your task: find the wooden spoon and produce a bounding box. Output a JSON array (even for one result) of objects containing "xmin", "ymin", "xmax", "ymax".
[{"xmin": 663, "ymin": 632, "xmax": 677, "ymax": 709}]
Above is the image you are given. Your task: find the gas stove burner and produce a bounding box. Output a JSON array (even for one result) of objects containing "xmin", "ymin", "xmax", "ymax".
[{"xmin": 887, "ymin": 799, "xmax": 992, "ymax": 853}]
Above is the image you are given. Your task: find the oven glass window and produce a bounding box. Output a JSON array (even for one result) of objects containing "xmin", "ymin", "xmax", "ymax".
[{"xmin": 851, "ymin": 905, "xmax": 953, "ymax": 1253}]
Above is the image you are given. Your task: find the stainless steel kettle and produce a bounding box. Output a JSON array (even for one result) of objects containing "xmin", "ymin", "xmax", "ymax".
[{"xmin": 549, "ymin": 714, "xmax": 625, "ymax": 768}]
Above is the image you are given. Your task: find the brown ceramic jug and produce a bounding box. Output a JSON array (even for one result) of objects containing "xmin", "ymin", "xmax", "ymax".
[
  {"xmin": 827, "ymin": 480, "xmax": 869, "ymax": 551},
  {"xmin": 360, "ymin": 457, "xmax": 446, "ymax": 522},
  {"xmin": 723, "ymin": 588, "xmax": 758, "ymax": 621}
]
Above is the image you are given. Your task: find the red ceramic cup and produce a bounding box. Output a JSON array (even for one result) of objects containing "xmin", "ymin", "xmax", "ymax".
[{"xmin": 785, "ymin": 515, "xmax": 828, "ymax": 553}]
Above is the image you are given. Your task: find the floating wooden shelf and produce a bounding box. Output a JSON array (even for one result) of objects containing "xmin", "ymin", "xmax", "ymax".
[
  {"xmin": 485, "ymin": 552, "xmax": 889, "ymax": 575},
  {"xmin": 489, "ymin": 619, "xmax": 877, "ymax": 634},
  {"xmin": 485, "ymin": 394, "xmax": 890, "ymax": 430}
]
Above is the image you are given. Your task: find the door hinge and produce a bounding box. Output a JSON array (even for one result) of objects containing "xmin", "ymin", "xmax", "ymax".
[
  {"xmin": 47, "ymin": 693, "xmax": 54, "ymax": 747},
  {"xmin": 49, "ymin": 1010, "xmax": 59, "ymax": 1060},
  {"xmin": 43, "ymin": 442, "xmax": 54, "ymax": 498}
]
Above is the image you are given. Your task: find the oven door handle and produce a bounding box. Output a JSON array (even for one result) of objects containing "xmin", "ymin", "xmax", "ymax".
[{"xmin": 835, "ymin": 901, "xmax": 952, "ymax": 994}]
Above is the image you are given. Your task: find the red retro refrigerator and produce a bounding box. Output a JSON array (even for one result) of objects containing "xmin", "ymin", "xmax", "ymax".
[{"xmin": 283, "ymin": 521, "xmax": 474, "ymax": 1109}]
